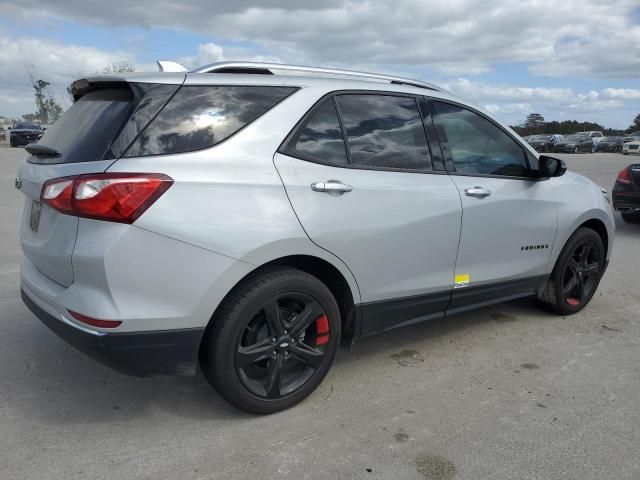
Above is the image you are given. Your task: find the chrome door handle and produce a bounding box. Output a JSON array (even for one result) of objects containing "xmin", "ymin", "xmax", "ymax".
[
  {"xmin": 311, "ymin": 180, "xmax": 353, "ymax": 196},
  {"xmin": 464, "ymin": 186, "xmax": 491, "ymax": 198}
]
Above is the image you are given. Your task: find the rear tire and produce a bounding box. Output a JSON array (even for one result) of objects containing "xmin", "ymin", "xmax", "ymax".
[
  {"xmin": 538, "ymin": 228, "xmax": 605, "ymax": 315},
  {"xmin": 201, "ymin": 267, "xmax": 341, "ymax": 414},
  {"xmin": 621, "ymin": 212, "xmax": 640, "ymax": 224}
]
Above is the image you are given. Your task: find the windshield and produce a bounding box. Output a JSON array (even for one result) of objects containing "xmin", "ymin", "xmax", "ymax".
[
  {"xmin": 535, "ymin": 135, "xmax": 552, "ymax": 141},
  {"xmin": 602, "ymin": 137, "xmax": 619, "ymax": 141},
  {"xmin": 14, "ymin": 123, "xmax": 40, "ymax": 130}
]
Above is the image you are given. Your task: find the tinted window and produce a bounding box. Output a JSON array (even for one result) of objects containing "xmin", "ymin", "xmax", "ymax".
[
  {"xmin": 284, "ymin": 98, "xmax": 347, "ymax": 165},
  {"xmin": 32, "ymin": 88, "xmax": 132, "ymax": 164},
  {"xmin": 434, "ymin": 102, "xmax": 528, "ymax": 177},
  {"xmin": 125, "ymin": 86, "xmax": 296, "ymax": 157},
  {"xmin": 335, "ymin": 94, "xmax": 431, "ymax": 170},
  {"xmin": 110, "ymin": 83, "xmax": 179, "ymax": 158}
]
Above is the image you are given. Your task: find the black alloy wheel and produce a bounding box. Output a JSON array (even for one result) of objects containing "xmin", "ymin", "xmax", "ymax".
[
  {"xmin": 201, "ymin": 267, "xmax": 341, "ymax": 414},
  {"xmin": 561, "ymin": 242, "xmax": 601, "ymax": 307},
  {"xmin": 235, "ymin": 292, "xmax": 330, "ymax": 399},
  {"xmin": 539, "ymin": 227, "xmax": 605, "ymax": 315}
]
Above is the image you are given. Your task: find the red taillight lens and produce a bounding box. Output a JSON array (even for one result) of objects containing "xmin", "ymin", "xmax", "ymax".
[
  {"xmin": 41, "ymin": 178, "xmax": 74, "ymax": 214},
  {"xmin": 41, "ymin": 173, "xmax": 173, "ymax": 224},
  {"xmin": 68, "ymin": 310, "xmax": 122, "ymax": 329},
  {"xmin": 616, "ymin": 168, "xmax": 632, "ymax": 184}
]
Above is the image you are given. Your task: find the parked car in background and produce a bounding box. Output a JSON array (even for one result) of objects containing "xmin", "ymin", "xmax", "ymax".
[
  {"xmin": 623, "ymin": 132, "xmax": 640, "ymax": 143},
  {"xmin": 528, "ymin": 135, "xmax": 560, "ymax": 152},
  {"xmin": 612, "ymin": 164, "xmax": 640, "ymax": 223},
  {"xmin": 10, "ymin": 122, "xmax": 45, "ymax": 147},
  {"xmin": 597, "ymin": 136, "xmax": 624, "ymax": 153},
  {"xmin": 554, "ymin": 134, "xmax": 595, "ymax": 153},
  {"xmin": 622, "ymin": 138, "xmax": 640, "ymax": 155},
  {"xmin": 584, "ymin": 131, "xmax": 604, "ymax": 144},
  {"xmin": 17, "ymin": 61, "xmax": 615, "ymax": 414},
  {"xmin": 0, "ymin": 126, "xmax": 6, "ymax": 141}
]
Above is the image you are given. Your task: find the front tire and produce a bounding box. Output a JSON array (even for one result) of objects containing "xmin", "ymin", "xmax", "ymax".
[
  {"xmin": 201, "ymin": 267, "xmax": 341, "ymax": 414},
  {"xmin": 538, "ymin": 228, "xmax": 605, "ymax": 315}
]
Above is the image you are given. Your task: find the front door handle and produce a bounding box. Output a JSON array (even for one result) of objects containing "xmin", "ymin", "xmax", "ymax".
[
  {"xmin": 464, "ymin": 186, "xmax": 491, "ymax": 198},
  {"xmin": 311, "ymin": 180, "xmax": 353, "ymax": 196}
]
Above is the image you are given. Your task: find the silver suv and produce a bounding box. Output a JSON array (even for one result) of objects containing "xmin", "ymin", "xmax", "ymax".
[{"xmin": 18, "ymin": 62, "xmax": 614, "ymax": 414}]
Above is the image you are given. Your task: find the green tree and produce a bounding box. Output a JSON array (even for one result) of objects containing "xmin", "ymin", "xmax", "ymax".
[
  {"xmin": 628, "ymin": 113, "xmax": 640, "ymax": 132},
  {"xmin": 523, "ymin": 113, "xmax": 545, "ymax": 131},
  {"xmin": 28, "ymin": 71, "xmax": 64, "ymax": 124}
]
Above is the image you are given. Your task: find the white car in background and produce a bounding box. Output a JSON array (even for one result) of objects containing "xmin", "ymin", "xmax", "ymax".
[
  {"xmin": 584, "ymin": 131, "xmax": 603, "ymax": 144},
  {"xmin": 622, "ymin": 138, "xmax": 640, "ymax": 155}
]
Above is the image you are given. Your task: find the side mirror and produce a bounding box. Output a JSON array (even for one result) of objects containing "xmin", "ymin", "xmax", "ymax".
[
  {"xmin": 538, "ymin": 155, "xmax": 567, "ymax": 178},
  {"xmin": 42, "ymin": 127, "xmax": 47, "ymax": 131},
  {"xmin": 7, "ymin": 127, "xmax": 11, "ymax": 130}
]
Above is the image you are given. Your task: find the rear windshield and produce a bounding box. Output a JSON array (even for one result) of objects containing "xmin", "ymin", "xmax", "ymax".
[
  {"xmin": 32, "ymin": 88, "xmax": 132, "ymax": 164},
  {"xmin": 123, "ymin": 85, "xmax": 297, "ymax": 157}
]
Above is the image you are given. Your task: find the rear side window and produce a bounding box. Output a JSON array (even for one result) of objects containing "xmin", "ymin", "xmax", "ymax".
[
  {"xmin": 335, "ymin": 94, "xmax": 431, "ymax": 170},
  {"xmin": 32, "ymin": 88, "xmax": 132, "ymax": 164},
  {"xmin": 282, "ymin": 98, "xmax": 348, "ymax": 165},
  {"xmin": 433, "ymin": 101, "xmax": 529, "ymax": 177},
  {"xmin": 124, "ymin": 86, "xmax": 297, "ymax": 157}
]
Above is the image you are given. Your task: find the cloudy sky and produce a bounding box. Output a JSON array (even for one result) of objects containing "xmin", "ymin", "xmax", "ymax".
[{"xmin": 0, "ymin": 0, "xmax": 639, "ymax": 128}]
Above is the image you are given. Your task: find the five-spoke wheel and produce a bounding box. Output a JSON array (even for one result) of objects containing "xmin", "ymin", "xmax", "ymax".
[
  {"xmin": 201, "ymin": 267, "xmax": 340, "ymax": 414},
  {"xmin": 539, "ymin": 227, "xmax": 605, "ymax": 314}
]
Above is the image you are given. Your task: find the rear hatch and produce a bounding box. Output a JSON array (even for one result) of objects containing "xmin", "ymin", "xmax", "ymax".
[{"xmin": 18, "ymin": 76, "xmax": 183, "ymax": 286}]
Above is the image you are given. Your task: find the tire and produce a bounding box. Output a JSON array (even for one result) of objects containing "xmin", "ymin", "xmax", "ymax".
[
  {"xmin": 538, "ymin": 227, "xmax": 605, "ymax": 315},
  {"xmin": 621, "ymin": 212, "xmax": 640, "ymax": 224},
  {"xmin": 201, "ymin": 267, "xmax": 341, "ymax": 414},
  {"xmin": 574, "ymin": 146, "xmax": 579, "ymax": 154}
]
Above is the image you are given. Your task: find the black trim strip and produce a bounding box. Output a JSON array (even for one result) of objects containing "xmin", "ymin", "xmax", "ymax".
[
  {"xmin": 359, "ymin": 291, "xmax": 450, "ymax": 336},
  {"xmin": 447, "ymin": 275, "xmax": 547, "ymax": 315},
  {"xmin": 355, "ymin": 275, "xmax": 548, "ymax": 338}
]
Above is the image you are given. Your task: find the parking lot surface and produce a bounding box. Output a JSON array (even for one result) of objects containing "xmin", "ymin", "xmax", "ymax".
[{"xmin": 1, "ymin": 146, "xmax": 638, "ymax": 480}]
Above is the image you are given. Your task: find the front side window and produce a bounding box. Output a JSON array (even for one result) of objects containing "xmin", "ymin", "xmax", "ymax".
[
  {"xmin": 335, "ymin": 94, "xmax": 431, "ymax": 170},
  {"xmin": 434, "ymin": 101, "xmax": 529, "ymax": 177},
  {"xmin": 125, "ymin": 85, "xmax": 297, "ymax": 157},
  {"xmin": 283, "ymin": 98, "xmax": 348, "ymax": 165}
]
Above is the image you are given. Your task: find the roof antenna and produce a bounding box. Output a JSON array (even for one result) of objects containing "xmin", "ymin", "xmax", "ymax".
[{"xmin": 157, "ymin": 61, "xmax": 188, "ymax": 73}]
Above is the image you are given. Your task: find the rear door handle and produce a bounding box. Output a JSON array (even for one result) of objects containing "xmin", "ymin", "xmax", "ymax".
[
  {"xmin": 311, "ymin": 180, "xmax": 353, "ymax": 196},
  {"xmin": 464, "ymin": 186, "xmax": 491, "ymax": 198}
]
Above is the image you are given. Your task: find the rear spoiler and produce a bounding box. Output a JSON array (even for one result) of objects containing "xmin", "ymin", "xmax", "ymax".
[{"xmin": 69, "ymin": 71, "xmax": 187, "ymax": 101}]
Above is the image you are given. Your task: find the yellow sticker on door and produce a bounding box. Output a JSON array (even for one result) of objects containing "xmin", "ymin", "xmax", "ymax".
[{"xmin": 454, "ymin": 273, "xmax": 470, "ymax": 289}]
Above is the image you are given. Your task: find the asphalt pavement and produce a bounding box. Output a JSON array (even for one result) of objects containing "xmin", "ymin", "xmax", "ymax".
[{"xmin": 0, "ymin": 146, "xmax": 638, "ymax": 480}]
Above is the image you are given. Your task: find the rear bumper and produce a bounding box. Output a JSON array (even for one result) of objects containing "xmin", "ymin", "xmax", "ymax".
[
  {"xmin": 22, "ymin": 288, "xmax": 204, "ymax": 377},
  {"xmin": 612, "ymin": 191, "xmax": 640, "ymax": 212}
]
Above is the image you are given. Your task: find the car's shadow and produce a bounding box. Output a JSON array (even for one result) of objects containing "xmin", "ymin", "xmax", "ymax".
[{"xmin": 4, "ymin": 294, "xmax": 551, "ymax": 425}]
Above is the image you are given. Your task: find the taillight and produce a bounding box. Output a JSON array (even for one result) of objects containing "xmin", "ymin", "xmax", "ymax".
[
  {"xmin": 41, "ymin": 173, "xmax": 173, "ymax": 224},
  {"xmin": 616, "ymin": 168, "xmax": 632, "ymax": 185}
]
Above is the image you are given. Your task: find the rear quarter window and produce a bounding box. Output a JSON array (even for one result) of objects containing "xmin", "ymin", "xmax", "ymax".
[{"xmin": 124, "ymin": 85, "xmax": 297, "ymax": 157}]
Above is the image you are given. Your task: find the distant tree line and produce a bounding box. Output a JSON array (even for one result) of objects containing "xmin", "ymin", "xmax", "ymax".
[{"xmin": 510, "ymin": 113, "xmax": 640, "ymax": 137}]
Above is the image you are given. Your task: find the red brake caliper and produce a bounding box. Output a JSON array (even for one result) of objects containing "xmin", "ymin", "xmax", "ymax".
[{"xmin": 315, "ymin": 315, "xmax": 330, "ymax": 346}]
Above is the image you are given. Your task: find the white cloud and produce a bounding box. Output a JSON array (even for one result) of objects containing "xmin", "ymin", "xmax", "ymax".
[
  {"xmin": 0, "ymin": 33, "xmax": 133, "ymax": 116},
  {"xmin": 2, "ymin": 0, "xmax": 638, "ymax": 78},
  {"xmin": 602, "ymin": 88, "xmax": 640, "ymax": 100}
]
